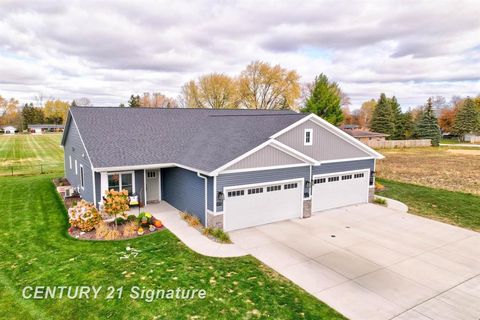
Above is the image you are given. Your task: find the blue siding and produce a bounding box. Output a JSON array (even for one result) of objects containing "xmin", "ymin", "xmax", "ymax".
[
  {"xmin": 207, "ymin": 176, "xmax": 214, "ymax": 211},
  {"xmin": 95, "ymin": 172, "xmax": 101, "ymax": 204},
  {"xmin": 313, "ymin": 159, "xmax": 375, "ymax": 185},
  {"xmin": 134, "ymin": 170, "xmax": 145, "ymax": 204},
  {"xmin": 161, "ymin": 167, "xmax": 206, "ymax": 225},
  {"xmin": 216, "ymin": 165, "xmax": 310, "ymax": 211},
  {"xmin": 63, "ymin": 117, "xmax": 94, "ymax": 203}
]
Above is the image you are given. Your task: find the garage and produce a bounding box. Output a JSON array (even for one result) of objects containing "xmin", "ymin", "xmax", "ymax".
[
  {"xmin": 312, "ymin": 170, "xmax": 369, "ymax": 212},
  {"xmin": 224, "ymin": 179, "xmax": 304, "ymax": 231}
]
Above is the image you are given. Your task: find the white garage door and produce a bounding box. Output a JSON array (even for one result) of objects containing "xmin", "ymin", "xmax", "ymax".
[
  {"xmin": 224, "ymin": 179, "xmax": 303, "ymax": 231},
  {"xmin": 312, "ymin": 170, "xmax": 369, "ymax": 212}
]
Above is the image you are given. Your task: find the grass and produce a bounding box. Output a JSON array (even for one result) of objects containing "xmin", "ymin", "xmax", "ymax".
[
  {"xmin": 0, "ymin": 134, "xmax": 64, "ymax": 176},
  {"xmin": 376, "ymin": 147, "xmax": 480, "ymax": 195},
  {"xmin": 372, "ymin": 197, "xmax": 386, "ymax": 206},
  {"xmin": 376, "ymin": 178, "xmax": 480, "ymax": 231},
  {"xmin": 0, "ymin": 174, "xmax": 345, "ymax": 320}
]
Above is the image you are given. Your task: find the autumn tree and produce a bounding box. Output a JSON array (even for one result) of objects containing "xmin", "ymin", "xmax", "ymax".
[
  {"xmin": 0, "ymin": 96, "xmax": 20, "ymax": 126},
  {"xmin": 370, "ymin": 93, "xmax": 394, "ymax": 136},
  {"xmin": 341, "ymin": 106, "xmax": 353, "ymax": 125},
  {"xmin": 357, "ymin": 99, "xmax": 376, "ymax": 128},
  {"xmin": 128, "ymin": 95, "xmax": 141, "ymax": 108},
  {"xmin": 415, "ymin": 98, "xmax": 441, "ymax": 146},
  {"xmin": 302, "ymin": 74, "xmax": 343, "ymax": 125},
  {"xmin": 181, "ymin": 73, "xmax": 238, "ymax": 109},
  {"xmin": 44, "ymin": 99, "xmax": 70, "ymax": 124},
  {"xmin": 238, "ymin": 61, "xmax": 301, "ymax": 110},
  {"xmin": 453, "ymin": 97, "xmax": 480, "ymax": 139},
  {"xmin": 438, "ymin": 107, "xmax": 458, "ymax": 133}
]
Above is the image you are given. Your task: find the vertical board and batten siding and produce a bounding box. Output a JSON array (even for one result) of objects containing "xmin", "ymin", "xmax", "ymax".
[
  {"xmin": 216, "ymin": 165, "xmax": 310, "ymax": 211},
  {"xmin": 161, "ymin": 167, "xmax": 206, "ymax": 225},
  {"xmin": 63, "ymin": 118, "xmax": 94, "ymax": 202},
  {"xmin": 276, "ymin": 119, "xmax": 370, "ymax": 161},
  {"xmin": 226, "ymin": 145, "xmax": 304, "ymax": 170}
]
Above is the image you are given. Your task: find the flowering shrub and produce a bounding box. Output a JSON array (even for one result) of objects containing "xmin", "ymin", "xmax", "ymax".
[
  {"xmin": 104, "ymin": 189, "xmax": 130, "ymax": 227},
  {"xmin": 68, "ymin": 200, "xmax": 102, "ymax": 232}
]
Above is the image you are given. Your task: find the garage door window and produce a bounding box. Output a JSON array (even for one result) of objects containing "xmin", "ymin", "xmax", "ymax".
[
  {"xmin": 328, "ymin": 176, "xmax": 339, "ymax": 182},
  {"xmin": 341, "ymin": 174, "xmax": 353, "ymax": 180},
  {"xmin": 354, "ymin": 173, "xmax": 364, "ymax": 178},
  {"xmin": 228, "ymin": 190, "xmax": 244, "ymax": 197},
  {"xmin": 266, "ymin": 185, "xmax": 281, "ymax": 192},
  {"xmin": 248, "ymin": 187, "xmax": 263, "ymax": 195},
  {"xmin": 284, "ymin": 183, "xmax": 298, "ymax": 189},
  {"xmin": 314, "ymin": 178, "xmax": 326, "ymax": 184}
]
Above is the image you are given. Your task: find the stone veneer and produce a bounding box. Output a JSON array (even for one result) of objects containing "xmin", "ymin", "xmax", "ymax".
[
  {"xmin": 368, "ymin": 187, "xmax": 375, "ymax": 202},
  {"xmin": 207, "ymin": 212, "xmax": 224, "ymax": 229},
  {"xmin": 303, "ymin": 199, "xmax": 312, "ymax": 218}
]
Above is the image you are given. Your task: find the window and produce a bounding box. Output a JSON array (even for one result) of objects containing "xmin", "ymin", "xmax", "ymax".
[
  {"xmin": 341, "ymin": 175, "xmax": 353, "ymax": 180},
  {"xmin": 227, "ymin": 190, "xmax": 244, "ymax": 197},
  {"xmin": 313, "ymin": 178, "xmax": 326, "ymax": 184},
  {"xmin": 266, "ymin": 185, "xmax": 282, "ymax": 192},
  {"xmin": 69, "ymin": 156, "xmax": 72, "ymax": 170},
  {"xmin": 80, "ymin": 165, "xmax": 84, "ymax": 189},
  {"xmin": 284, "ymin": 183, "xmax": 298, "ymax": 190},
  {"xmin": 328, "ymin": 176, "xmax": 339, "ymax": 182},
  {"xmin": 75, "ymin": 160, "xmax": 78, "ymax": 175},
  {"xmin": 304, "ymin": 129, "xmax": 313, "ymax": 146},
  {"xmin": 354, "ymin": 173, "xmax": 365, "ymax": 179},
  {"xmin": 247, "ymin": 187, "xmax": 263, "ymax": 195},
  {"xmin": 107, "ymin": 172, "xmax": 134, "ymax": 195},
  {"xmin": 147, "ymin": 171, "xmax": 156, "ymax": 178}
]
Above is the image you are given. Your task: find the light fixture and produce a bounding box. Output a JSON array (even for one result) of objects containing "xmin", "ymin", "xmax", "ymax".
[
  {"xmin": 305, "ymin": 180, "xmax": 311, "ymax": 189},
  {"xmin": 217, "ymin": 192, "xmax": 224, "ymax": 202}
]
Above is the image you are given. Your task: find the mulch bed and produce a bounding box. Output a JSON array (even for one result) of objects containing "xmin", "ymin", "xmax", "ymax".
[{"xmin": 69, "ymin": 222, "xmax": 165, "ymax": 241}]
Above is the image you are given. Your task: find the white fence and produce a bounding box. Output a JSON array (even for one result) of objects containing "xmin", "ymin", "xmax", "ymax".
[{"xmin": 364, "ymin": 139, "xmax": 431, "ymax": 148}]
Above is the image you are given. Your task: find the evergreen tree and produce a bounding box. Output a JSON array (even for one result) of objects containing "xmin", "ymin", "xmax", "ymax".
[
  {"xmin": 22, "ymin": 103, "xmax": 45, "ymax": 129},
  {"xmin": 128, "ymin": 95, "xmax": 141, "ymax": 108},
  {"xmin": 400, "ymin": 111, "xmax": 415, "ymax": 139},
  {"xmin": 370, "ymin": 93, "xmax": 395, "ymax": 137},
  {"xmin": 119, "ymin": 103, "xmax": 126, "ymax": 108},
  {"xmin": 415, "ymin": 98, "xmax": 441, "ymax": 146},
  {"xmin": 301, "ymin": 74, "xmax": 343, "ymax": 125},
  {"xmin": 389, "ymin": 96, "xmax": 404, "ymax": 139},
  {"xmin": 453, "ymin": 97, "xmax": 480, "ymax": 139},
  {"xmin": 71, "ymin": 100, "xmax": 77, "ymax": 107}
]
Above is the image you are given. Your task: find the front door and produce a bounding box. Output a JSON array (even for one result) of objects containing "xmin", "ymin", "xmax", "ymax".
[{"xmin": 146, "ymin": 170, "xmax": 160, "ymax": 203}]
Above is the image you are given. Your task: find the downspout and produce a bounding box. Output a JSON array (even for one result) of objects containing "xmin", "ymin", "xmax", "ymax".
[{"xmin": 197, "ymin": 172, "xmax": 208, "ymax": 227}]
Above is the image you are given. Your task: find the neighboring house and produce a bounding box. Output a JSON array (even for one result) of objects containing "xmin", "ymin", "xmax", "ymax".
[
  {"xmin": 61, "ymin": 107, "xmax": 383, "ymax": 231},
  {"xmin": 1, "ymin": 126, "xmax": 17, "ymax": 134},
  {"xmin": 28, "ymin": 124, "xmax": 64, "ymax": 134},
  {"xmin": 340, "ymin": 126, "xmax": 389, "ymax": 143}
]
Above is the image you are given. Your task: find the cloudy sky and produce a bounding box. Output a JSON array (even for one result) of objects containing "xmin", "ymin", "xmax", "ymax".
[{"xmin": 1, "ymin": 0, "xmax": 479, "ymax": 110}]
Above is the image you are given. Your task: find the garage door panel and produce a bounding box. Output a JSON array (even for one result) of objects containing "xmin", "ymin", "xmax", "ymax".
[
  {"xmin": 225, "ymin": 181, "xmax": 303, "ymax": 231},
  {"xmin": 312, "ymin": 171, "xmax": 368, "ymax": 212}
]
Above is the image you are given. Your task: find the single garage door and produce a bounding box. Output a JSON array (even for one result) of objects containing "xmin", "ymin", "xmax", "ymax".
[
  {"xmin": 312, "ymin": 170, "xmax": 369, "ymax": 212},
  {"xmin": 224, "ymin": 179, "xmax": 303, "ymax": 231}
]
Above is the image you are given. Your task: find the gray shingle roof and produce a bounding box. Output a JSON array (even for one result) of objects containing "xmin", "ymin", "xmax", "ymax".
[{"xmin": 67, "ymin": 107, "xmax": 307, "ymax": 173}]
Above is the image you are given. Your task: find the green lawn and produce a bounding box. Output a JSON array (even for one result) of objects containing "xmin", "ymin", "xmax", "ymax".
[
  {"xmin": 376, "ymin": 179, "xmax": 480, "ymax": 232},
  {"xmin": 0, "ymin": 134, "xmax": 63, "ymax": 176},
  {"xmin": 0, "ymin": 175, "xmax": 344, "ymax": 320}
]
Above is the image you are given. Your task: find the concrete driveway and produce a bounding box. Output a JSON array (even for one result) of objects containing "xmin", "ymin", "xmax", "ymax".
[{"xmin": 230, "ymin": 204, "xmax": 480, "ymax": 320}]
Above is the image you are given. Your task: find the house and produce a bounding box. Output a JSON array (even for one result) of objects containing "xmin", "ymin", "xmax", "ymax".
[
  {"xmin": 28, "ymin": 124, "xmax": 64, "ymax": 134},
  {"xmin": 340, "ymin": 126, "xmax": 389, "ymax": 143},
  {"xmin": 1, "ymin": 126, "xmax": 17, "ymax": 134},
  {"xmin": 61, "ymin": 107, "xmax": 383, "ymax": 231}
]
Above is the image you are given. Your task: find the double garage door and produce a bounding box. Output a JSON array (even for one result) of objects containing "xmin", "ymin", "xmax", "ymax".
[
  {"xmin": 224, "ymin": 179, "xmax": 303, "ymax": 231},
  {"xmin": 312, "ymin": 170, "xmax": 369, "ymax": 212}
]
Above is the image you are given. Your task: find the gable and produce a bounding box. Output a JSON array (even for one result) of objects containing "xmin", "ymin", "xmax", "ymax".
[
  {"xmin": 224, "ymin": 145, "xmax": 306, "ymax": 171},
  {"xmin": 275, "ymin": 119, "xmax": 372, "ymax": 161}
]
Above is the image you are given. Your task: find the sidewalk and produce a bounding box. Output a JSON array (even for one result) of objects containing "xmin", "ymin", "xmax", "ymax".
[{"xmin": 144, "ymin": 202, "xmax": 247, "ymax": 258}]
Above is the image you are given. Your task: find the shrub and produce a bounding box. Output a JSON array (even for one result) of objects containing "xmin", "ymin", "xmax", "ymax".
[
  {"xmin": 137, "ymin": 212, "xmax": 152, "ymax": 225},
  {"xmin": 68, "ymin": 200, "xmax": 102, "ymax": 232},
  {"xmin": 123, "ymin": 221, "xmax": 138, "ymax": 238},
  {"xmin": 375, "ymin": 181, "xmax": 385, "ymax": 191},
  {"xmin": 374, "ymin": 197, "xmax": 387, "ymax": 206},
  {"xmin": 115, "ymin": 217, "xmax": 126, "ymax": 225},
  {"xmin": 95, "ymin": 221, "xmax": 110, "ymax": 239},
  {"xmin": 127, "ymin": 214, "xmax": 137, "ymax": 221},
  {"xmin": 186, "ymin": 215, "xmax": 201, "ymax": 227},
  {"xmin": 202, "ymin": 227, "xmax": 213, "ymax": 236},
  {"xmin": 210, "ymin": 228, "xmax": 231, "ymax": 243},
  {"xmin": 103, "ymin": 189, "xmax": 130, "ymax": 228},
  {"xmin": 104, "ymin": 228, "xmax": 120, "ymax": 240},
  {"xmin": 180, "ymin": 211, "xmax": 189, "ymax": 220}
]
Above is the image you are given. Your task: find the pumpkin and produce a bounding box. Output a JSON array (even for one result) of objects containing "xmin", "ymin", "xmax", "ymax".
[
  {"xmin": 137, "ymin": 227, "xmax": 144, "ymax": 235},
  {"xmin": 153, "ymin": 219, "xmax": 162, "ymax": 228}
]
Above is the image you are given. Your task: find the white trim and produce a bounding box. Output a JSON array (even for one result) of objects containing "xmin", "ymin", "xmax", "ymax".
[
  {"xmin": 144, "ymin": 169, "xmax": 147, "ymax": 205},
  {"xmin": 221, "ymin": 163, "xmax": 310, "ymax": 174},
  {"xmin": 94, "ymin": 162, "xmax": 210, "ymax": 176},
  {"xmin": 319, "ymin": 157, "xmax": 374, "ymax": 164},
  {"xmin": 270, "ymin": 140, "xmax": 319, "ymax": 164},
  {"xmin": 92, "ymin": 170, "xmax": 96, "ymax": 205},
  {"xmin": 223, "ymin": 177, "xmax": 304, "ymax": 231},
  {"xmin": 158, "ymin": 169, "xmax": 162, "ymax": 201},
  {"xmin": 304, "ymin": 128, "xmax": 313, "ymax": 146},
  {"xmin": 197, "ymin": 172, "xmax": 208, "ymax": 227},
  {"xmin": 213, "ymin": 176, "xmax": 217, "ymax": 213},
  {"xmin": 75, "ymin": 160, "xmax": 78, "ymax": 175},
  {"xmin": 270, "ymin": 113, "xmax": 384, "ymax": 159},
  {"xmin": 70, "ymin": 112, "xmax": 95, "ymax": 167},
  {"xmin": 79, "ymin": 164, "xmax": 85, "ymax": 190},
  {"xmin": 69, "ymin": 155, "xmax": 72, "ymax": 170}
]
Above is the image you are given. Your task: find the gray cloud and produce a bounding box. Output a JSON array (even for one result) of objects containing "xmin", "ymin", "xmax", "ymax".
[{"xmin": 0, "ymin": 0, "xmax": 479, "ymax": 108}]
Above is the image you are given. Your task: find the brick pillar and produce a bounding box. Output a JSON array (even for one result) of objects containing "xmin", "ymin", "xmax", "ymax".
[{"xmin": 303, "ymin": 199, "xmax": 312, "ymax": 218}]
